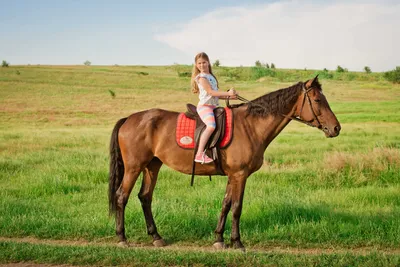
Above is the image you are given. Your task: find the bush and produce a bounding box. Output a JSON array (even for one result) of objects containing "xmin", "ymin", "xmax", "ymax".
[
  {"xmin": 84, "ymin": 60, "xmax": 91, "ymax": 66},
  {"xmin": 178, "ymin": 72, "xmax": 191, "ymax": 77},
  {"xmin": 364, "ymin": 66, "xmax": 371, "ymax": 74},
  {"xmin": 336, "ymin": 65, "xmax": 346, "ymax": 73},
  {"xmin": 314, "ymin": 69, "xmax": 333, "ymax": 79},
  {"xmin": 2, "ymin": 60, "xmax": 9, "ymax": 67},
  {"xmin": 250, "ymin": 67, "xmax": 275, "ymax": 80},
  {"xmin": 384, "ymin": 66, "xmax": 400, "ymax": 83},
  {"xmin": 224, "ymin": 68, "xmax": 243, "ymax": 80},
  {"xmin": 108, "ymin": 89, "xmax": 116, "ymax": 99},
  {"xmin": 173, "ymin": 64, "xmax": 191, "ymax": 76},
  {"xmin": 213, "ymin": 60, "xmax": 220, "ymax": 67}
]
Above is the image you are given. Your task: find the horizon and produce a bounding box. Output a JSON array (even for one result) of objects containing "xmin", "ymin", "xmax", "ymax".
[{"xmin": 4, "ymin": 63, "xmax": 391, "ymax": 73}]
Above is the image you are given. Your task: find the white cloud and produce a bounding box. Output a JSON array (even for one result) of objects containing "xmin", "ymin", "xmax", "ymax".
[{"xmin": 154, "ymin": 1, "xmax": 400, "ymax": 71}]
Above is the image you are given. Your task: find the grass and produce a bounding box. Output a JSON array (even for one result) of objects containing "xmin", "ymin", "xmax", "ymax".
[
  {"xmin": 1, "ymin": 241, "xmax": 399, "ymax": 267},
  {"xmin": 0, "ymin": 65, "xmax": 399, "ymax": 266}
]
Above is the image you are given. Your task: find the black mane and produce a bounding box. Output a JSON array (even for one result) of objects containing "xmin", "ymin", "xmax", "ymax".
[{"xmin": 246, "ymin": 80, "xmax": 321, "ymax": 116}]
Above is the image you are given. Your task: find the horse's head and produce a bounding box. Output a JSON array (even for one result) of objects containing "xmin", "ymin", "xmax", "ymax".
[{"xmin": 294, "ymin": 75, "xmax": 341, "ymax": 137}]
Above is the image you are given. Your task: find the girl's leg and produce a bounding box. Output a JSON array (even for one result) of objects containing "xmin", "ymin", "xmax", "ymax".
[{"xmin": 195, "ymin": 105, "xmax": 216, "ymax": 163}]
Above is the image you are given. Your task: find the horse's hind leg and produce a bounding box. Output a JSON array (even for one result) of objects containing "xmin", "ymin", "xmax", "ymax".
[
  {"xmin": 214, "ymin": 181, "xmax": 232, "ymax": 249},
  {"xmin": 116, "ymin": 167, "xmax": 142, "ymax": 246},
  {"xmin": 138, "ymin": 157, "xmax": 165, "ymax": 247}
]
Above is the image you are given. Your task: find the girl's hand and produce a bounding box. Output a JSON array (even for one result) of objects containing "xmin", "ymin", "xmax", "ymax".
[{"xmin": 227, "ymin": 88, "xmax": 237, "ymax": 99}]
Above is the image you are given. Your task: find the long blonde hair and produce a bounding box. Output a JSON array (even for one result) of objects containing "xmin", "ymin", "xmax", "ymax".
[{"xmin": 191, "ymin": 52, "xmax": 218, "ymax": 94}]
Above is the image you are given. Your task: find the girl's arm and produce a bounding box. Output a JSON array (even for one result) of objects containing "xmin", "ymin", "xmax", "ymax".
[
  {"xmin": 219, "ymin": 88, "xmax": 237, "ymax": 99},
  {"xmin": 198, "ymin": 78, "xmax": 237, "ymax": 98}
]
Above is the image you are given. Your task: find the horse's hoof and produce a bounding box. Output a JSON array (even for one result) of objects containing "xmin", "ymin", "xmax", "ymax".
[
  {"xmin": 153, "ymin": 239, "xmax": 166, "ymax": 247},
  {"xmin": 213, "ymin": 242, "xmax": 226, "ymax": 250},
  {"xmin": 232, "ymin": 241, "xmax": 246, "ymax": 252},
  {"xmin": 117, "ymin": 241, "xmax": 129, "ymax": 248}
]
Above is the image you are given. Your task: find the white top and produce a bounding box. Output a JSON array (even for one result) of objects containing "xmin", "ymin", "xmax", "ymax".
[{"xmin": 195, "ymin": 73, "xmax": 219, "ymax": 106}]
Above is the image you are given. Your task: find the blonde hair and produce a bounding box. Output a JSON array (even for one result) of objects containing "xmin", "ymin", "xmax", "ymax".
[{"xmin": 191, "ymin": 52, "xmax": 218, "ymax": 94}]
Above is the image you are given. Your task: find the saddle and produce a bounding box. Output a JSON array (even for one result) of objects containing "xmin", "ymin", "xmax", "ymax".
[
  {"xmin": 185, "ymin": 104, "xmax": 227, "ymax": 150},
  {"xmin": 184, "ymin": 104, "xmax": 230, "ymax": 185}
]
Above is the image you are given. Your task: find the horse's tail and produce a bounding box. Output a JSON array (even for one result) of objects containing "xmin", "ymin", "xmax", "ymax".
[{"xmin": 108, "ymin": 117, "xmax": 128, "ymax": 215}]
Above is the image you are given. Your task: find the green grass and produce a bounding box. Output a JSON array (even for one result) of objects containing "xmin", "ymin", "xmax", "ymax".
[
  {"xmin": 1, "ymin": 241, "xmax": 399, "ymax": 267},
  {"xmin": 0, "ymin": 65, "xmax": 399, "ymax": 265}
]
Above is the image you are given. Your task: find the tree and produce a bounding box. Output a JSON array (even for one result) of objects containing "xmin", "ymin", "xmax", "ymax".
[
  {"xmin": 84, "ymin": 60, "xmax": 91, "ymax": 66},
  {"xmin": 255, "ymin": 60, "xmax": 262, "ymax": 67},
  {"xmin": 2, "ymin": 60, "xmax": 9, "ymax": 67},
  {"xmin": 265, "ymin": 63, "xmax": 270, "ymax": 68},
  {"xmin": 336, "ymin": 65, "xmax": 345, "ymax": 73},
  {"xmin": 384, "ymin": 66, "xmax": 400, "ymax": 84},
  {"xmin": 364, "ymin": 66, "xmax": 371, "ymax": 74},
  {"xmin": 270, "ymin": 63, "xmax": 275, "ymax": 69},
  {"xmin": 213, "ymin": 59, "xmax": 220, "ymax": 67}
]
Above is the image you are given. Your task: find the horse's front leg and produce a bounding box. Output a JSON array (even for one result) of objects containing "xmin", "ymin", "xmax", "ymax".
[
  {"xmin": 230, "ymin": 174, "xmax": 248, "ymax": 251},
  {"xmin": 213, "ymin": 181, "xmax": 232, "ymax": 249}
]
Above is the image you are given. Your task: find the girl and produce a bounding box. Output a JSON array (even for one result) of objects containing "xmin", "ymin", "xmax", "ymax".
[{"xmin": 191, "ymin": 52, "xmax": 237, "ymax": 164}]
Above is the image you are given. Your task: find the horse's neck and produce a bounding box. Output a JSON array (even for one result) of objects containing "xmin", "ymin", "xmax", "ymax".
[
  {"xmin": 241, "ymin": 106, "xmax": 294, "ymax": 148},
  {"xmin": 260, "ymin": 114, "xmax": 291, "ymax": 147}
]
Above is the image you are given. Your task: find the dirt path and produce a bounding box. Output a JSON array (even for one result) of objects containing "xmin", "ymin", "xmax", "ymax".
[{"xmin": 1, "ymin": 236, "xmax": 399, "ymax": 256}]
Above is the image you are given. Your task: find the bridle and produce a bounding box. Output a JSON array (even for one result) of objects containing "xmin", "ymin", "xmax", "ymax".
[
  {"xmin": 226, "ymin": 84, "xmax": 322, "ymax": 129},
  {"xmin": 280, "ymin": 85, "xmax": 322, "ymax": 129}
]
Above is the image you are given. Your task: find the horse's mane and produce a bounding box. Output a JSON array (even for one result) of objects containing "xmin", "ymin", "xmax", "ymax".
[{"xmin": 245, "ymin": 80, "xmax": 321, "ymax": 116}]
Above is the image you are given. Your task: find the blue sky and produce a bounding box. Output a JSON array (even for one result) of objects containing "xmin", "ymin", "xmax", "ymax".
[{"xmin": 1, "ymin": 0, "xmax": 399, "ymax": 71}]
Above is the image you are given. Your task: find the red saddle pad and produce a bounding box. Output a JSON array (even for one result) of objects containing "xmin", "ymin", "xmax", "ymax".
[{"xmin": 176, "ymin": 107, "xmax": 233, "ymax": 149}]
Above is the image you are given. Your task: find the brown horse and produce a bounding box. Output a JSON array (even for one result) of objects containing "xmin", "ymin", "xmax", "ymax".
[{"xmin": 108, "ymin": 75, "xmax": 341, "ymax": 250}]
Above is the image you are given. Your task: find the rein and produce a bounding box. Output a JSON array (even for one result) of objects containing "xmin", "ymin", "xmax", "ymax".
[{"xmin": 227, "ymin": 85, "xmax": 322, "ymax": 129}]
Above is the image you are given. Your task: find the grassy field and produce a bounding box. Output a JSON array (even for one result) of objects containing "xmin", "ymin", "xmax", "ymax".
[{"xmin": 0, "ymin": 65, "xmax": 399, "ymax": 266}]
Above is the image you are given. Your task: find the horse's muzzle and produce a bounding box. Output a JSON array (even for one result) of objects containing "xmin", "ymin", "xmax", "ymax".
[{"xmin": 322, "ymin": 124, "xmax": 341, "ymax": 138}]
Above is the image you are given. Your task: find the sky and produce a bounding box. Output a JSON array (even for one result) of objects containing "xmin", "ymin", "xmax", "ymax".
[{"xmin": 1, "ymin": 0, "xmax": 399, "ymax": 72}]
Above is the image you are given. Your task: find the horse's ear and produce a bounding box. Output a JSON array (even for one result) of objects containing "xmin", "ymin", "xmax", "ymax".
[
  {"xmin": 305, "ymin": 75, "xmax": 319, "ymax": 89},
  {"xmin": 305, "ymin": 79, "xmax": 313, "ymax": 89},
  {"xmin": 313, "ymin": 74, "xmax": 319, "ymax": 85}
]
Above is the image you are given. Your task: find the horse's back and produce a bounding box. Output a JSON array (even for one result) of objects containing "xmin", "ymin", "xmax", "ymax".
[
  {"xmin": 118, "ymin": 108, "xmax": 179, "ymax": 156},
  {"xmin": 119, "ymin": 108, "xmax": 178, "ymax": 135}
]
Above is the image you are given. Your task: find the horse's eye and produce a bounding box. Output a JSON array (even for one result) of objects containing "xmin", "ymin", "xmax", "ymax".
[{"xmin": 314, "ymin": 99, "xmax": 321, "ymax": 103}]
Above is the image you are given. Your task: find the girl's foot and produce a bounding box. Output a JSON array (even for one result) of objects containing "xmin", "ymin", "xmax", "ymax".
[{"xmin": 194, "ymin": 152, "xmax": 213, "ymax": 164}]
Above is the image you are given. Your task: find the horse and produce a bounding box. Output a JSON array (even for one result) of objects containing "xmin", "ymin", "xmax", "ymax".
[{"xmin": 108, "ymin": 75, "xmax": 341, "ymax": 250}]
